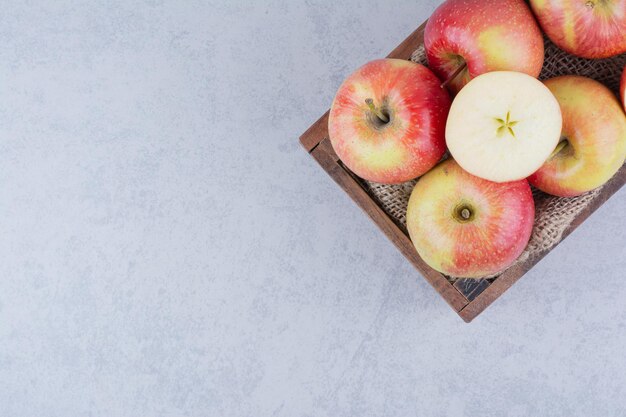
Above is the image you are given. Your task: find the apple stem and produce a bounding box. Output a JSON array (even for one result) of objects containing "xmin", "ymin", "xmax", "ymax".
[
  {"xmin": 365, "ymin": 98, "xmax": 389, "ymax": 123},
  {"xmin": 461, "ymin": 208, "xmax": 470, "ymax": 220},
  {"xmin": 549, "ymin": 140, "xmax": 568, "ymax": 159},
  {"xmin": 440, "ymin": 62, "xmax": 468, "ymax": 90}
]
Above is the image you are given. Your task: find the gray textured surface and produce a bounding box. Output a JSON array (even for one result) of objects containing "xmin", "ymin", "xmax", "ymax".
[{"xmin": 1, "ymin": 1, "xmax": 625, "ymax": 416}]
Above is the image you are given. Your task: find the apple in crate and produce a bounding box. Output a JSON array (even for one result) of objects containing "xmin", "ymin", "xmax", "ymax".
[
  {"xmin": 328, "ymin": 59, "xmax": 451, "ymax": 184},
  {"xmin": 528, "ymin": 76, "xmax": 626, "ymax": 197},
  {"xmin": 406, "ymin": 159, "xmax": 534, "ymax": 278},
  {"xmin": 530, "ymin": 0, "xmax": 626, "ymax": 59},
  {"xmin": 446, "ymin": 71, "xmax": 562, "ymax": 183},
  {"xmin": 424, "ymin": 0, "xmax": 544, "ymax": 94}
]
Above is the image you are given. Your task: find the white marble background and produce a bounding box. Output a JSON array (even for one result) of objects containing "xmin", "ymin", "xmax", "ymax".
[{"xmin": 1, "ymin": 1, "xmax": 625, "ymax": 416}]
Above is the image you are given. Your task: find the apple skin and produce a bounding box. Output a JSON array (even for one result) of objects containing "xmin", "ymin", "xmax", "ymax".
[
  {"xmin": 528, "ymin": 76, "xmax": 626, "ymax": 197},
  {"xmin": 619, "ymin": 66, "xmax": 626, "ymax": 112},
  {"xmin": 406, "ymin": 159, "xmax": 534, "ymax": 278},
  {"xmin": 424, "ymin": 0, "xmax": 544, "ymax": 94},
  {"xmin": 328, "ymin": 59, "xmax": 451, "ymax": 184},
  {"xmin": 530, "ymin": 0, "xmax": 626, "ymax": 59}
]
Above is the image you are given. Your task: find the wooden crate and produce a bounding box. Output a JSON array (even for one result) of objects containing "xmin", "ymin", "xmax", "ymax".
[{"xmin": 299, "ymin": 22, "xmax": 626, "ymax": 322}]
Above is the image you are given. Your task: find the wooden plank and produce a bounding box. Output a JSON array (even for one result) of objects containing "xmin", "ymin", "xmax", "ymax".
[
  {"xmin": 459, "ymin": 166, "xmax": 626, "ymax": 322},
  {"xmin": 311, "ymin": 138, "xmax": 468, "ymax": 312},
  {"xmin": 299, "ymin": 111, "xmax": 329, "ymax": 153},
  {"xmin": 454, "ymin": 279, "xmax": 491, "ymax": 302}
]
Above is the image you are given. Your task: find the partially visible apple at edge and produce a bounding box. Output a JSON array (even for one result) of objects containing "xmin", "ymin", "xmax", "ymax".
[
  {"xmin": 530, "ymin": 0, "xmax": 626, "ymax": 59},
  {"xmin": 529, "ymin": 75, "xmax": 626, "ymax": 197},
  {"xmin": 424, "ymin": 0, "xmax": 544, "ymax": 94}
]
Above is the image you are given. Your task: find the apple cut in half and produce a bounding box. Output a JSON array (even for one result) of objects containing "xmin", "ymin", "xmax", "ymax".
[
  {"xmin": 446, "ymin": 71, "xmax": 562, "ymax": 183},
  {"xmin": 406, "ymin": 159, "xmax": 534, "ymax": 278}
]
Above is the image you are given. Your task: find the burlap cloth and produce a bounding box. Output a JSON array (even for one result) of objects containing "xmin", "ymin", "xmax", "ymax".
[{"xmin": 363, "ymin": 38, "xmax": 626, "ymax": 281}]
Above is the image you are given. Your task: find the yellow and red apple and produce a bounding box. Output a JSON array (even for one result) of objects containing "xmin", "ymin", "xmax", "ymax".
[
  {"xmin": 528, "ymin": 76, "xmax": 626, "ymax": 197},
  {"xmin": 530, "ymin": 0, "xmax": 626, "ymax": 59},
  {"xmin": 424, "ymin": 0, "xmax": 544, "ymax": 94},
  {"xmin": 407, "ymin": 159, "xmax": 534, "ymax": 278},
  {"xmin": 328, "ymin": 59, "xmax": 451, "ymax": 184}
]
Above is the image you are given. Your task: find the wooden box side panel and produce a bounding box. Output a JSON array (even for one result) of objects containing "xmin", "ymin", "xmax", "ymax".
[
  {"xmin": 310, "ymin": 139, "xmax": 468, "ymax": 312},
  {"xmin": 299, "ymin": 22, "xmax": 479, "ymax": 318}
]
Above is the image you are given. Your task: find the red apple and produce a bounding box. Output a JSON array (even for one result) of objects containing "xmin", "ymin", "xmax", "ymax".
[
  {"xmin": 528, "ymin": 76, "xmax": 626, "ymax": 197},
  {"xmin": 406, "ymin": 159, "xmax": 534, "ymax": 278},
  {"xmin": 424, "ymin": 0, "xmax": 544, "ymax": 94},
  {"xmin": 328, "ymin": 59, "xmax": 451, "ymax": 184},
  {"xmin": 530, "ymin": 0, "xmax": 626, "ymax": 59}
]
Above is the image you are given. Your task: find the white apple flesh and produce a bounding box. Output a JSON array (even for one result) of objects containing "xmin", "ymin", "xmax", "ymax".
[{"xmin": 446, "ymin": 71, "xmax": 562, "ymax": 183}]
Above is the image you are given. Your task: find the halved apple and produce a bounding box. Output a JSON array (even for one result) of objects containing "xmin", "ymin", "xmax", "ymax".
[{"xmin": 446, "ymin": 71, "xmax": 562, "ymax": 183}]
